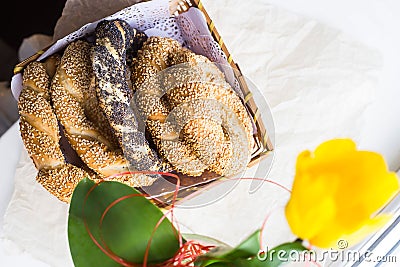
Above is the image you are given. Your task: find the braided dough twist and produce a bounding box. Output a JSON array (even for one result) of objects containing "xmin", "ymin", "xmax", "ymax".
[
  {"xmin": 92, "ymin": 19, "xmax": 166, "ymax": 174},
  {"xmin": 18, "ymin": 61, "xmax": 93, "ymax": 202},
  {"xmin": 50, "ymin": 39, "xmax": 154, "ymax": 187}
]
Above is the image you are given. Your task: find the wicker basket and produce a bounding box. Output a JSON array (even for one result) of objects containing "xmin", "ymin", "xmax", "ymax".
[{"xmin": 13, "ymin": 0, "xmax": 273, "ymax": 207}]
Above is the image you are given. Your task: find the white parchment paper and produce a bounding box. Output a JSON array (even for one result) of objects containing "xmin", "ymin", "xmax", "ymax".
[
  {"xmin": 172, "ymin": 0, "xmax": 381, "ymax": 247},
  {"xmin": 2, "ymin": 0, "xmax": 382, "ymax": 266}
]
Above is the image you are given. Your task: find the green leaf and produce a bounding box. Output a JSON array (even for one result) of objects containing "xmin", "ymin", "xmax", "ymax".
[
  {"xmin": 195, "ymin": 230, "xmax": 261, "ymax": 266},
  {"xmin": 224, "ymin": 230, "xmax": 262, "ymax": 259},
  {"xmin": 195, "ymin": 231, "xmax": 308, "ymax": 267},
  {"xmin": 68, "ymin": 178, "xmax": 181, "ymax": 267}
]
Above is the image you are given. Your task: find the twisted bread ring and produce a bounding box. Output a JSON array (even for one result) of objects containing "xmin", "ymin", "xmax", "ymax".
[
  {"xmin": 132, "ymin": 36, "xmax": 253, "ymax": 176},
  {"xmin": 18, "ymin": 61, "xmax": 94, "ymax": 202},
  {"xmin": 50, "ymin": 39, "xmax": 154, "ymax": 187},
  {"xmin": 166, "ymin": 82, "xmax": 254, "ymax": 151}
]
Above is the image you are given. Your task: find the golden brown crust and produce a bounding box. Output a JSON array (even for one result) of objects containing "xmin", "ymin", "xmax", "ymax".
[
  {"xmin": 21, "ymin": 61, "xmax": 51, "ymax": 100},
  {"xmin": 50, "ymin": 40, "xmax": 133, "ymax": 178},
  {"xmin": 132, "ymin": 36, "xmax": 182, "ymax": 91},
  {"xmin": 18, "ymin": 61, "xmax": 94, "ymax": 203},
  {"xmin": 36, "ymin": 164, "xmax": 92, "ymax": 203},
  {"xmin": 18, "ymin": 62, "xmax": 64, "ymax": 170},
  {"xmin": 19, "ymin": 118, "xmax": 64, "ymax": 170},
  {"xmin": 182, "ymin": 118, "xmax": 232, "ymax": 175},
  {"xmin": 82, "ymin": 76, "xmax": 120, "ymax": 149},
  {"xmin": 146, "ymin": 119, "xmax": 206, "ymax": 176},
  {"xmin": 132, "ymin": 36, "xmax": 253, "ymax": 176},
  {"xmin": 166, "ymin": 82, "xmax": 254, "ymax": 151}
]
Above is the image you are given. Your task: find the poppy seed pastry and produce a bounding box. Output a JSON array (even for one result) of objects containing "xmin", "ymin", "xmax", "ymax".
[
  {"xmin": 50, "ymin": 40, "xmax": 126, "ymax": 175},
  {"xmin": 92, "ymin": 19, "xmax": 167, "ymax": 173},
  {"xmin": 50, "ymin": 39, "xmax": 154, "ymax": 187},
  {"xmin": 83, "ymin": 76, "xmax": 120, "ymax": 150}
]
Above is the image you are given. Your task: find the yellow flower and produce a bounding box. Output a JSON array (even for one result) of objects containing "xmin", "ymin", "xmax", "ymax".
[{"xmin": 285, "ymin": 139, "xmax": 399, "ymax": 249}]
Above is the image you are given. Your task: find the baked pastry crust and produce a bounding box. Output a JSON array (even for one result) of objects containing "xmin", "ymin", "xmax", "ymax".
[
  {"xmin": 17, "ymin": 20, "xmax": 256, "ymax": 200},
  {"xmin": 18, "ymin": 61, "xmax": 94, "ymax": 203},
  {"xmin": 92, "ymin": 19, "xmax": 166, "ymax": 175},
  {"xmin": 132, "ymin": 36, "xmax": 253, "ymax": 176},
  {"xmin": 50, "ymin": 39, "xmax": 154, "ymax": 187}
]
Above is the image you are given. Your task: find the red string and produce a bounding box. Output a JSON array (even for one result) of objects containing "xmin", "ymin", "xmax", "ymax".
[
  {"xmin": 259, "ymin": 207, "xmax": 275, "ymax": 249},
  {"xmin": 83, "ymin": 171, "xmax": 191, "ymax": 267},
  {"xmin": 98, "ymin": 193, "xmax": 144, "ymax": 266},
  {"xmin": 160, "ymin": 240, "xmax": 216, "ymax": 266},
  {"xmin": 224, "ymin": 177, "xmax": 291, "ymax": 248},
  {"xmin": 82, "ymin": 173, "xmax": 295, "ymax": 266}
]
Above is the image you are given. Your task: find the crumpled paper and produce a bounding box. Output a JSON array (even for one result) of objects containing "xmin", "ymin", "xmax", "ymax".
[
  {"xmin": 1, "ymin": 0, "xmax": 382, "ymax": 266},
  {"xmin": 53, "ymin": 0, "xmax": 144, "ymax": 40},
  {"xmin": 172, "ymin": 0, "xmax": 381, "ymax": 246},
  {"xmin": 2, "ymin": 148, "xmax": 71, "ymax": 267}
]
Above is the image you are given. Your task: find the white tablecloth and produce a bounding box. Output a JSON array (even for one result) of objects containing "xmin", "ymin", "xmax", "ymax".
[{"xmin": 1, "ymin": 0, "xmax": 400, "ymax": 266}]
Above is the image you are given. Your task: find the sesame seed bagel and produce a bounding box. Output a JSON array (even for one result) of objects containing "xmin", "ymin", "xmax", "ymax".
[
  {"xmin": 50, "ymin": 40, "xmax": 134, "ymax": 177},
  {"xmin": 18, "ymin": 61, "xmax": 94, "ymax": 203},
  {"xmin": 18, "ymin": 61, "xmax": 64, "ymax": 170},
  {"xmin": 167, "ymin": 98, "xmax": 250, "ymax": 177},
  {"xmin": 83, "ymin": 76, "xmax": 120, "ymax": 149},
  {"xmin": 182, "ymin": 118, "xmax": 233, "ymax": 175},
  {"xmin": 165, "ymin": 81, "xmax": 254, "ymax": 151},
  {"xmin": 36, "ymin": 164, "xmax": 92, "ymax": 203},
  {"xmin": 132, "ymin": 36, "xmax": 253, "ymax": 176},
  {"xmin": 50, "ymin": 39, "xmax": 156, "ymax": 188},
  {"xmin": 146, "ymin": 113, "xmax": 208, "ymax": 177}
]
